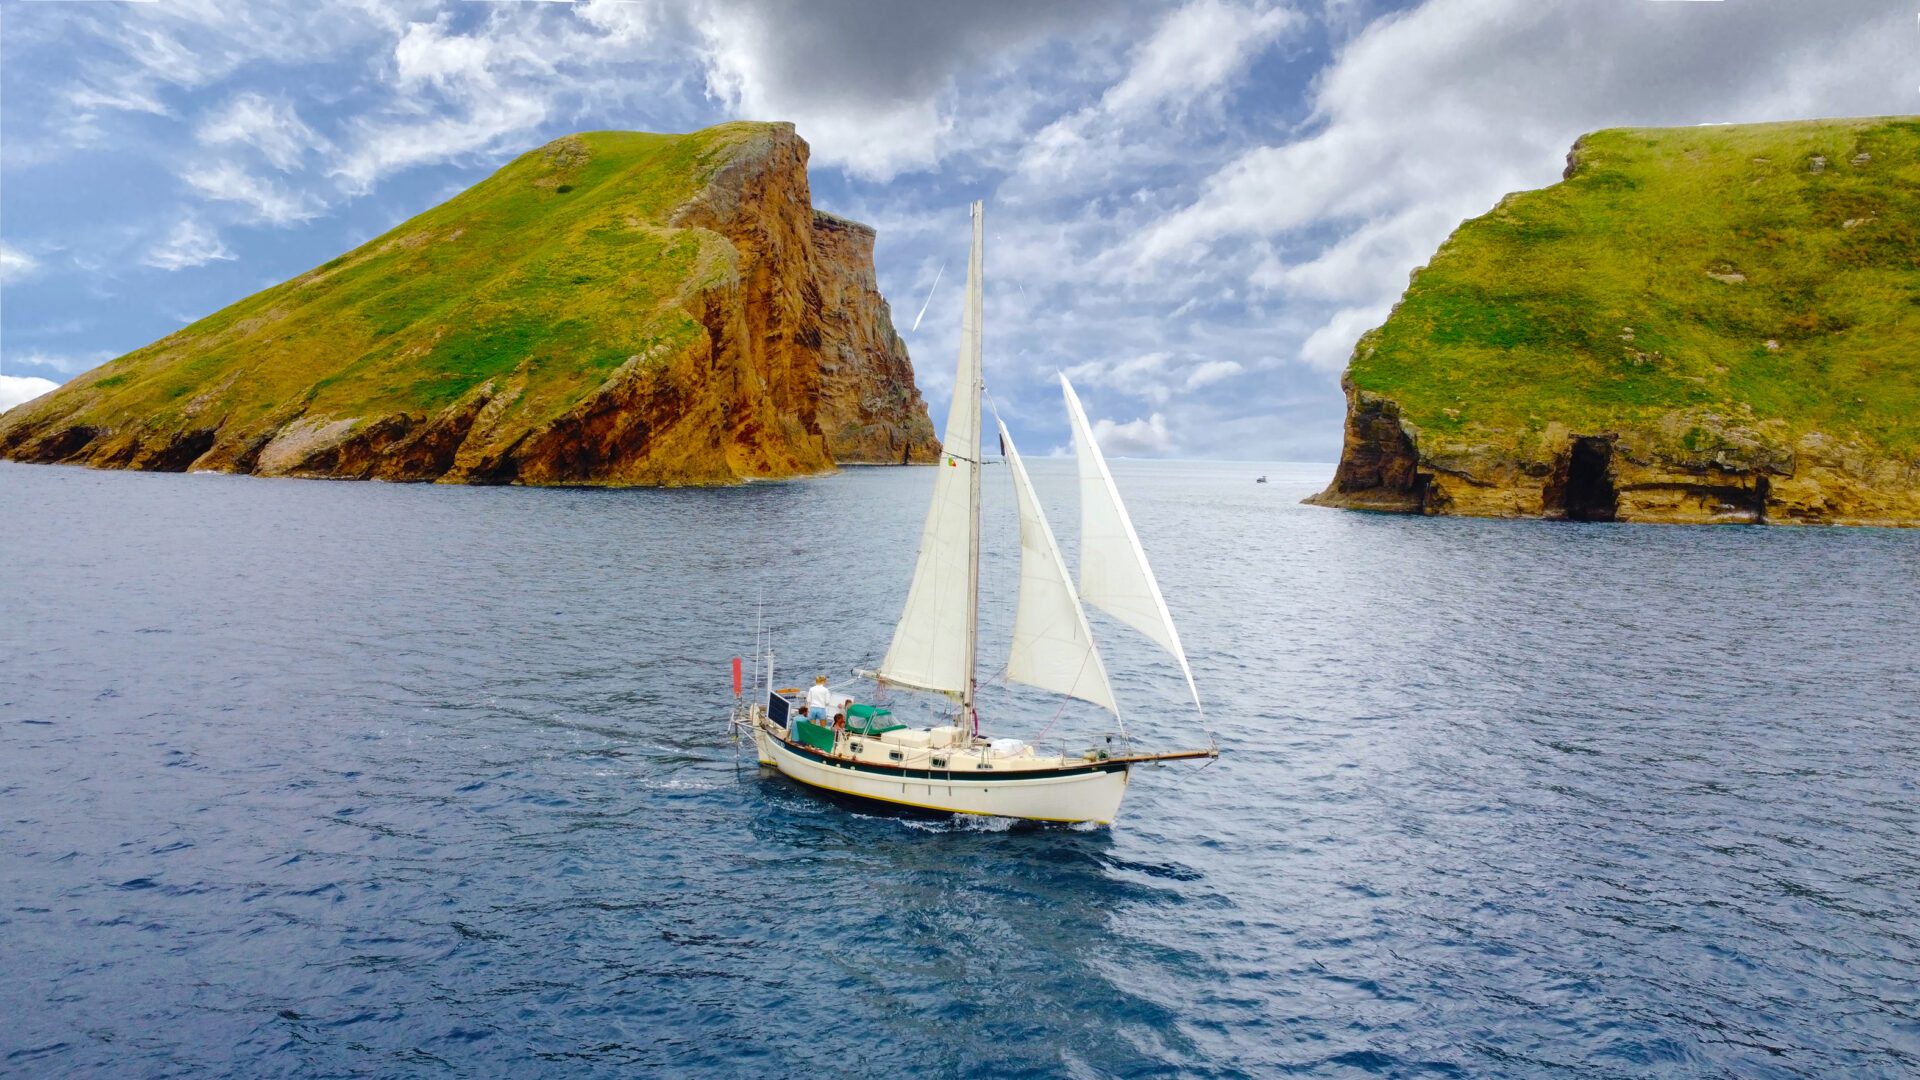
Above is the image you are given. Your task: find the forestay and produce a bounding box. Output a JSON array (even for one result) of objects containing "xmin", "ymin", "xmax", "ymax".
[
  {"xmin": 1060, "ymin": 373, "xmax": 1202, "ymax": 710},
  {"xmin": 998, "ymin": 420, "xmax": 1119, "ymax": 718},
  {"xmin": 879, "ymin": 203, "xmax": 985, "ymax": 699}
]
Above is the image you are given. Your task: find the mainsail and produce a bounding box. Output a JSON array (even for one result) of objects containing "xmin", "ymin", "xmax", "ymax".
[
  {"xmin": 998, "ymin": 420, "xmax": 1119, "ymax": 718},
  {"xmin": 1060, "ymin": 373, "xmax": 1202, "ymax": 710},
  {"xmin": 878, "ymin": 202, "xmax": 985, "ymax": 702}
]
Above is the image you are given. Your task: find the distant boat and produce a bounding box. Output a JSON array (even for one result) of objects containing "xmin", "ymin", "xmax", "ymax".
[
  {"xmin": 1256, "ymin": 475, "xmax": 1267, "ymax": 484},
  {"xmin": 733, "ymin": 202, "xmax": 1214, "ymax": 826}
]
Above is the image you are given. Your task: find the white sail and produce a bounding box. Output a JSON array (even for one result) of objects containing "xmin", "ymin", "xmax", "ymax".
[
  {"xmin": 879, "ymin": 203, "xmax": 984, "ymax": 699},
  {"xmin": 1060, "ymin": 373, "xmax": 1202, "ymax": 710},
  {"xmin": 999, "ymin": 420, "xmax": 1119, "ymax": 717}
]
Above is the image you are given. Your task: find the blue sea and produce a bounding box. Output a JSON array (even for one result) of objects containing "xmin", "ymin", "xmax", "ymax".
[{"xmin": 2, "ymin": 458, "xmax": 1916, "ymax": 1078}]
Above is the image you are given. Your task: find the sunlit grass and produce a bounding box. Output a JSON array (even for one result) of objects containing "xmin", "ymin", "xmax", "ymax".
[
  {"xmin": 1350, "ymin": 117, "xmax": 1920, "ymax": 456},
  {"xmin": 74, "ymin": 124, "xmax": 767, "ymax": 431}
]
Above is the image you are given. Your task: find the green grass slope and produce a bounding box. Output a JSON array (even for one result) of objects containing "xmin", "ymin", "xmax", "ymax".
[
  {"xmin": 68, "ymin": 128, "xmax": 732, "ymax": 438},
  {"xmin": 1313, "ymin": 116, "xmax": 1920, "ymax": 524},
  {"xmin": 1352, "ymin": 116, "xmax": 1919, "ymax": 463},
  {"xmin": 0, "ymin": 121, "xmax": 948, "ymax": 484}
]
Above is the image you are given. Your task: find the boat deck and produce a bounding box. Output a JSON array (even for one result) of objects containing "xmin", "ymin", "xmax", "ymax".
[{"xmin": 757, "ymin": 712, "xmax": 1213, "ymax": 780}]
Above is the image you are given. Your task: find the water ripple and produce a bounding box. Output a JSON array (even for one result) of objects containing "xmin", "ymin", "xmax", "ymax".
[{"xmin": 1, "ymin": 460, "xmax": 1916, "ymax": 1078}]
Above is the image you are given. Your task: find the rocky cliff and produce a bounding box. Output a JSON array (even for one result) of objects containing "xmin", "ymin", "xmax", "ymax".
[
  {"xmin": 1307, "ymin": 117, "xmax": 1920, "ymax": 526},
  {"xmin": 0, "ymin": 122, "xmax": 937, "ymax": 485},
  {"xmin": 811, "ymin": 212, "xmax": 941, "ymax": 464}
]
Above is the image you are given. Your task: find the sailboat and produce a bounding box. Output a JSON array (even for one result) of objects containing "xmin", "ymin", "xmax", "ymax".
[{"xmin": 738, "ymin": 202, "xmax": 1215, "ymax": 825}]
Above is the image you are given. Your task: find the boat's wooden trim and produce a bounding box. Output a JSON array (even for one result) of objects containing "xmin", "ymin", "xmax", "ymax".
[{"xmin": 1109, "ymin": 748, "xmax": 1219, "ymax": 765}]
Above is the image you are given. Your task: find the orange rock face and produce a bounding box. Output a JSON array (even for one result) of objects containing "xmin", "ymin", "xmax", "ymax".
[{"xmin": 811, "ymin": 212, "xmax": 942, "ymax": 465}]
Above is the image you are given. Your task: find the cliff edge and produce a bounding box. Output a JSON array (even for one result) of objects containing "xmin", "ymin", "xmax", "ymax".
[
  {"xmin": 1308, "ymin": 117, "xmax": 1920, "ymax": 526},
  {"xmin": 0, "ymin": 122, "xmax": 938, "ymax": 485}
]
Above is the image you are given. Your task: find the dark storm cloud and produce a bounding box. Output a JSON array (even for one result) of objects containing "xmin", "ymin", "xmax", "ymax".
[{"xmin": 689, "ymin": 0, "xmax": 1139, "ymax": 106}]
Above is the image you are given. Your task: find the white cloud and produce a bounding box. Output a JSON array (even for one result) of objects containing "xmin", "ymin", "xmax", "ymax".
[
  {"xmin": 331, "ymin": 95, "xmax": 550, "ymax": 195},
  {"xmin": 64, "ymin": 83, "xmax": 172, "ymax": 120},
  {"xmin": 1090, "ymin": 412, "xmax": 1174, "ymax": 456},
  {"xmin": 1300, "ymin": 303, "xmax": 1390, "ymax": 370},
  {"xmin": 5, "ymin": 349, "xmax": 116, "ymax": 376},
  {"xmin": 143, "ymin": 219, "xmax": 236, "ymax": 271},
  {"xmin": 119, "ymin": 23, "xmax": 224, "ymax": 89},
  {"xmin": 183, "ymin": 161, "xmax": 324, "ymax": 225},
  {"xmin": 1272, "ymin": 206, "xmax": 1462, "ymax": 303},
  {"xmin": 0, "ymin": 242, "xmax": 40, "ymax": 285},
  {"xmin": 1063, "ymin": 351, "xmax": 1248, "ymax": 405},
  {"xmin": 1015, "ymin": 1, "xmax": 1298, "ymax": 196},
  {"xmin": 1101, "ymin": 1, "xmax": 1298, "ymax": 118},
  {"xmin": 1184, "ymin": 358, "xmax": 1243, "ymax": 389},
  {"xmin": 1066, "ymin": 352, "xmax": 1174, "ymax": 403},
  {"xmin": 196, "ymin": 92, "xmax": 328, "ymax": 171},
  {"xmin": 393, "ymin": 16, "xmax": 502, "ymax": 89},
  {"xmin": 56, "ymin": 16, "xmax": 259, "ymax": 127},
  {"xmin": 330, "ymin": 16, "xmax": 560, "ymax": 193},
  {"xmin": 0, "ymin": 375, "xmax": 63, "ymax": 414}
]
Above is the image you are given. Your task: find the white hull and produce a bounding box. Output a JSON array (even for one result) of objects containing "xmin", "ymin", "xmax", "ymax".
[{"xmin": 753, "ymin": 722, "xmax": 1131, "ymax": 825}]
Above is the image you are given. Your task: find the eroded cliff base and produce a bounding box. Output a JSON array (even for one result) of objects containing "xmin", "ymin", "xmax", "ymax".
[{"xmin": 1307, "ymin": 380, "xmax": 1920, "ymax": 526}]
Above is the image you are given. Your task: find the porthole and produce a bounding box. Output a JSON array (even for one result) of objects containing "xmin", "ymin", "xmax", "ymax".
[
  {"xmin": 931, "ymin": 757, "xmax": 946, "ymax": 768},
  {"xmin": 976, "ymin": 763, "xmax": 993, "ymax": 770},
  {"xmin": 850, "ymin": 742, "xmax": 863, "ymax": 753},
  {"xmin": 888, "ymin": 751, "xmax": 903, "ymax": 762}
]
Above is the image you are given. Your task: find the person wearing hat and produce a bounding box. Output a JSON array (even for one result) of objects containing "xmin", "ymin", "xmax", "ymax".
[{"xmin": 805, "ymin": 676, "xmax": 833, "ymax": 719}]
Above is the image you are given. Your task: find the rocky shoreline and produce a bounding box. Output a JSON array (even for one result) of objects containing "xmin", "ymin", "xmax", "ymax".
[{"xmin": 1306, "ymin": 376, "xmax": 1920, "ymax": 526}]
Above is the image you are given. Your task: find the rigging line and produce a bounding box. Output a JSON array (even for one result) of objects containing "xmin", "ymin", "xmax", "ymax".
[
  {"xmin": 909, "ymin": 260, "xmax": 946, "ymax": 332},
  {"xmin": 1031, "ymin": 695, "xmax": 1072, "ymax": 749},
  {"xmin": 1030, "ymin": 646, "xmax": 1096, "ymax": 746}
]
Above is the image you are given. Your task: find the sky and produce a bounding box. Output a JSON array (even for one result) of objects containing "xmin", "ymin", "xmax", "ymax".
[{"xmin": 0, "ymin": 0, "xmax": 1913, "ymax": 457}]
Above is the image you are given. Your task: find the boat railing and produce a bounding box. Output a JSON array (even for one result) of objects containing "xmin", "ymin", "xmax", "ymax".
[{"xmin": 1027, "ymin": 734, "xmax": 1131, "ymax": 763}]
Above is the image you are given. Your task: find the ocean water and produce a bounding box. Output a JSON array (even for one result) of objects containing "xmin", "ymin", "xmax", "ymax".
[{"xmin": 2, "ymin": 458, "xmax": 1916, "ymax": 1079}]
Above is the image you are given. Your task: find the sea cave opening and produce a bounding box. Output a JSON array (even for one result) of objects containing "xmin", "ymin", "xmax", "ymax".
[{"xmin": 1561, "ymin": 436, "xmax": 1618, "ymax": 522}]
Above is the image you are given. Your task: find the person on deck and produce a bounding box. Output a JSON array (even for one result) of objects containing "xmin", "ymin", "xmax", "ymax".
[{"xmin": 805, "ymin": 677, "xmax": 832, "ymax": 719}]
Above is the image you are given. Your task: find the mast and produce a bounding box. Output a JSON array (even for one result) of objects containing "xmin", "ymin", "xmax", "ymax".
[
  {"xmin": 875, "ymin": 201, "xmax": 985, "ymax": 705},
  {"xmin": 962, "ymin": 201, "xmax": 983, "ymax": 719}
]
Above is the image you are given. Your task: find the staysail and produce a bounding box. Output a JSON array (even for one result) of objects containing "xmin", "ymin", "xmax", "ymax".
[
  {"xmin": 998, "ymin": 420, "xmax": 1119, "ymax": 718},
  {"xmin": 879, "ymin": 202, "xmax": 985, "ymax": 702},
  {"xmin": 1060, "ymin": 373, "xmax": 1202, "ymax": 710}
]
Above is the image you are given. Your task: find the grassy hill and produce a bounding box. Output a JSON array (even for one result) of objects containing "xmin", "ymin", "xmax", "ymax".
[
  {"xmin": 1, "ymin": 122, "xmax": 937, "ymax": 483},
  {"xmin": 1313, "ymin": 116, "xmax": 1920, "ymax": 525}
]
